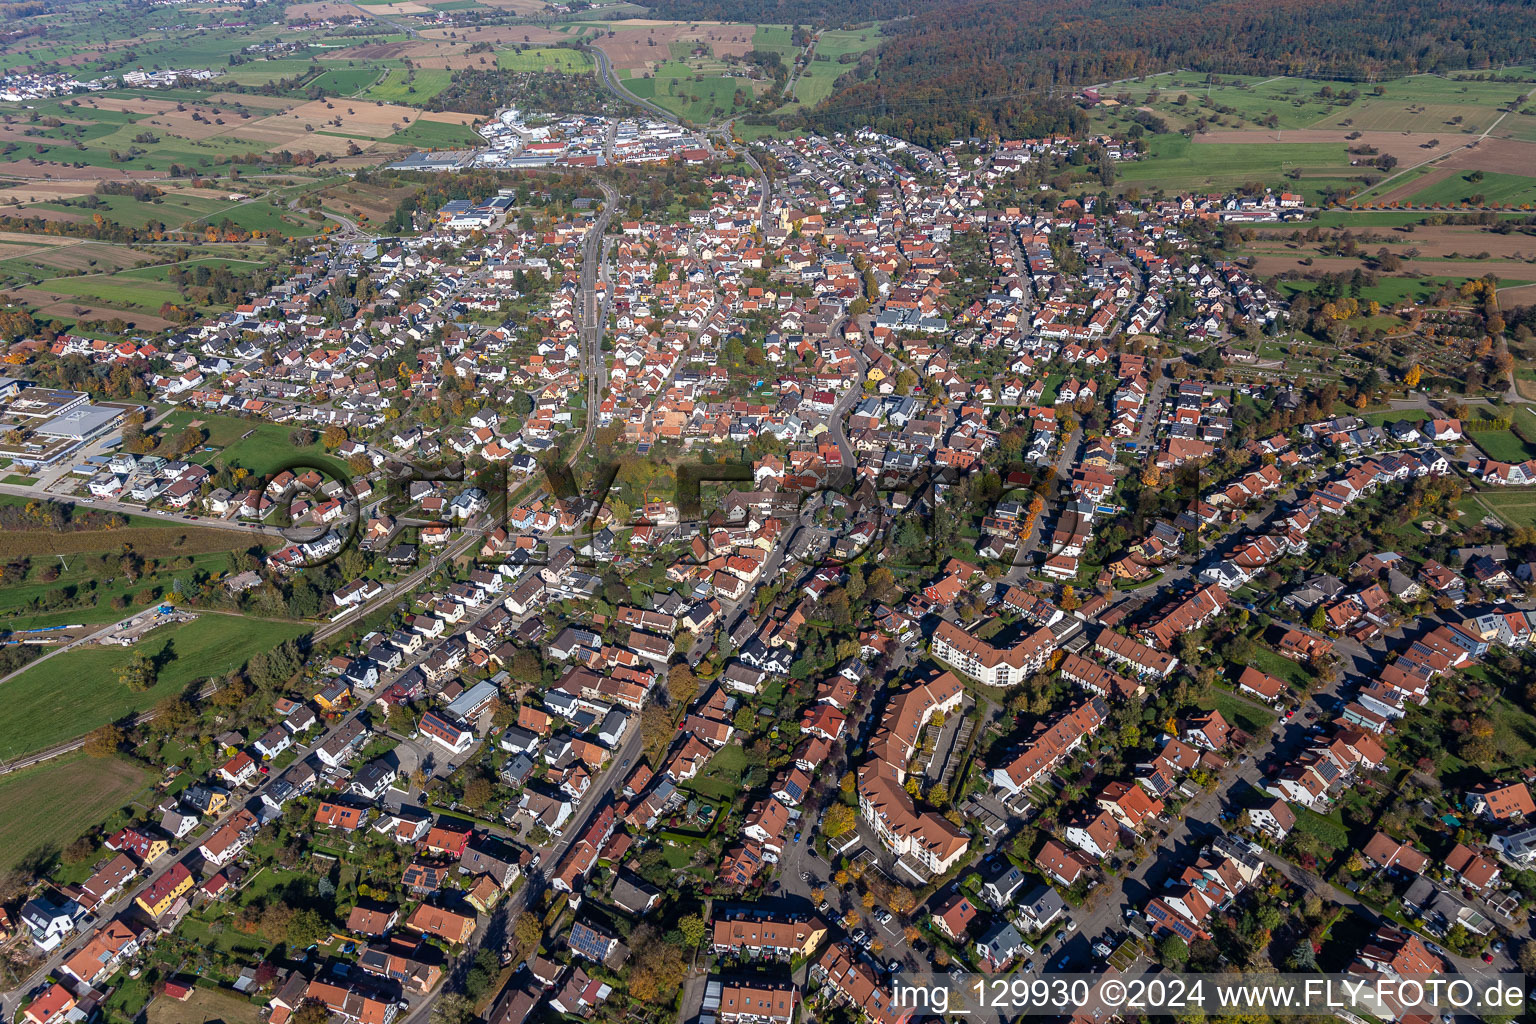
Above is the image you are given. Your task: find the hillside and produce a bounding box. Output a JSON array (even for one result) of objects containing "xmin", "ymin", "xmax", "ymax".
[{"xmin": 773, "ymin": 0, "xmax": 1536, "ymax": 146}]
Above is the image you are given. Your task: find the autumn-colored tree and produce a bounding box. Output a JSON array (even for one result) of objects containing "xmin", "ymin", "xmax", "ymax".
[
  {"xmin": 321, "ymin": 425, "xmax": 348, "ymax": 450},
  {"xmin": 1140, "ymin": 464, "xmax": 1161, "ymax": 487},
  {"xmin": 513, "ymin": 911, "xmax": 543, "ymax": 952},
  {"xmin": 862, "ymin": 891, "xmax": 877, "ymax": 909},
  {"xmin": 84, "ymin": 723, "xmax": 124, "ymax": 758},
  {"xmin": 823, "ymin": 803, "xmax": 857, "ymax": 838},
  {"xmin": 462, "ymin": 775, "xmax": 495, "ymax": 809},
  {"xmin": 640, "ymin": 702, "xmax": 673, "ymax": 761},
  {"xmin": 667, "ymin": 662, "xmax": 699, "ymax": 707},
  {"xmin": 629, "ymin": 927, "xmax": 688, "ymax": 1003},
  {"xmin": 1404, "ymin": 363, "xmax": 1422, "ymax": 387}
]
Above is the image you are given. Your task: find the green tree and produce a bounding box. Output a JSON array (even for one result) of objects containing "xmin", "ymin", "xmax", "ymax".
[
  {"xmin": 1159, "ymin": 935, "xmax": 1189, "ymax": 967},
  {"xmin": 120, "ymin": 649, "xmax": 157, "ymax": 692},
  {"xmin": 430, "ymin": 993, "xmax": 475, "ymax": 1024},
  {"xmin": 1287, "ymin": 941, "xmax": 1318, "ymax": 970},
  {"xmin": 287, "ymin": 907, "xmax": 327, "ymax": 948},
  {"xmin": 679, "ymin": 914, "xmax": 707, "ymax": 949}
]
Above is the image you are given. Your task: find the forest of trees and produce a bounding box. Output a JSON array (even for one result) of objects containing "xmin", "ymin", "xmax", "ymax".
[
  {"xmin": 740, "ymin": 0, "xmax": 1536, "ymax": 146},
  {"xmin": 644, "ymin": 0, "xmax": 901, "ymax": 24}
]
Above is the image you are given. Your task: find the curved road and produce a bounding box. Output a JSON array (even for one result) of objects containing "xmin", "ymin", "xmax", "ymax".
[{"xmin": 589, "ymin": 47, "xmax": 679, "ymax": 123}]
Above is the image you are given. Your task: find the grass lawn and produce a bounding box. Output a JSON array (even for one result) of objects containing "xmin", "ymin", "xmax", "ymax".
[
  {"xmin": 386, "ymin": 119, "xmax": 483, "ymax": 149},
  {"xmin": 1118, "ymin": 134, "xmax": 1357, "ymax": 202},
  {"xmin": 152, "ymin": 410, "xmax": 348, "ymax": 477},
  {"xmin": 1205, "ymin": 691, "xmax": 1277, "ymax": 735},
  {"xmin": 625, "ymin": 60, "xmax": 754, "ymax": 123},
  {"xmin": 363, "ymin": 68, "xmax": 452, "ymax": 105},
  {"xmin": 1471, "ymin": 488, "xmax": 1536, "ymax": 529},
  {"xmin": 1488, "ymin": 696, "xmax": 1536, "ymax": 768},
  {"xmin": 308, "ymin": 65, "xmax": 388, "ymax": 96},
  {"xmin": 734, "ymin": 122, "xmax": 785, "ymax": 142},
  {"xmin": 684, "ymin": 741, "xmax": 750, "ymax": 801},
  {"xmin": 29, "ymin": 275, "xmax": 182, "ymax": 312},
  {"xmin": 212, "ymin": 200, "xmax": 320, "ymax": 237},
  {"xmin": 1289, "ymin": 803, "xmax": 1351, "ymax": 854},
  {"xmin": 1248, "ymin": 644, "xmax": 1314, "ymax": 689},
  {"xmin": 782, "ymin": 26, "xmax": 880, "ymax": 108},
  {"xmin": 117, "ymin": 256, "xmax": 274, "ymax": 283},
  {"xmin": 1095, "ymin": 71, "xmax": 1534, "ymax": 139},
  {"xmin": 1405, "ymin": 170, "xmax": 1536, "ymax": 209},
  {"xmin": 1278, "ymin": 273, "xmax": 1533, "ymax": 308},
  {"xmin": 749, "ymin": 24, "xmax": 798, "ymax": 60},
  {"xmin": 0, "ymin": 616, "xmax": 308, "ymax": 759},
  {"xmin": 0, "ymin": 544, "xmax": 255, "ymax": 627},
  {"xmin": 0, "ymin": 754, "xmax": 150, "ymax": 873},
  {"xmin": 496, "ymin": 47, "xmax": 593, "ymax": 72},
  {"xmin": 1466, "ymin": 424, "xmax": 1536, "ymax": 462},
  {"xmin": 30, "ymin": 192, "xmax": 231, "ymax": 231},
  {"xmin": 1362, "ymin": 408, "xmax": 1431, "ymax": 427}
]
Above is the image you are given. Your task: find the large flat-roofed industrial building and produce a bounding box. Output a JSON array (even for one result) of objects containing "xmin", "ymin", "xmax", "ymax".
[
  {"xmin": 0, "ymin": 383, "xmax": 133, "ymax": 469},
  {"xmin": 38, "ymin": 403, "xmax": 125, "ymax": 442}
]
